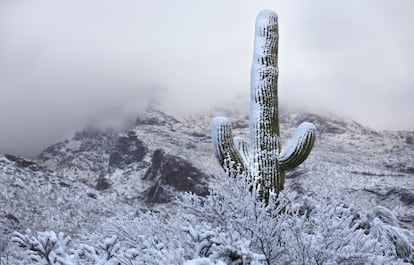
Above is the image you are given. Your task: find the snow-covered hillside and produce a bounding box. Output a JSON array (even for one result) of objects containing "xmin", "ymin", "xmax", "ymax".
[{"xmin": 1, "ymin": 106, "xmax": 413, "ymax": 262}]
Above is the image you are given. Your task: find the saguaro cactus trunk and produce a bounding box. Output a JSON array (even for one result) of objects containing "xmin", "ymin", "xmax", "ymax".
[{"xmin": 211, "ymin": 10, "xmax": 316, "ymax": 202}]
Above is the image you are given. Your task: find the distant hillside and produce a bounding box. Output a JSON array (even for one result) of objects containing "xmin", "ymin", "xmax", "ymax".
[{"xmin": 1, "ymin": 106, "xmax": 413, "ymax": 259}]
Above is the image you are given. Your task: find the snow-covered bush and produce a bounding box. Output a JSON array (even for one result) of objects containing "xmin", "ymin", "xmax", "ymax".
[
  {"xmin": 10, "ymin": 174, "xmax": 414, "ymax": 264},
  {"xmin": 104, "ymin": 206, "xmax": 265, "ymax": 264},
  {"xmin": 370, "ymin": 206, "xmax": 414, "ymax": 261},
  {"xmin": 180, "ymin": 175, "xmax": 413, "ymax": 264},
  {"xmin": 12, "ymin": 230, "xmax": 74, "ymax": 264},
  {"xmin": 11, "ymin": 230, "xmax": 123, "ymax": 265}
]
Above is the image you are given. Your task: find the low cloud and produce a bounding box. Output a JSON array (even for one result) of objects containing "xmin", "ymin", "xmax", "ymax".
[
  {"xmin": 0, "ymin": 0, "xmax": 413, "ymax": 157},
  {"xmin": 277, "ymin": 0, "xmax": 414, "ymax": 130}
]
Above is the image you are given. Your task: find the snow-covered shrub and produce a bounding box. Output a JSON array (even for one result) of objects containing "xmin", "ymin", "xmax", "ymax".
[
  {"xmin": 11, "ymin": 230, "xmax": 123, "ymax": 265},
  {"xmin": 101, "ymin": 175, "xmax": 414, "ymax": 264},
  {"xmin": 370, "ymin": 206, "xmax": 414, "ymax": 262},
  {"xmin": 103, "ymin": 208, "xmax": 264, "ymax": 265},
  {"xmin": 180, "ymin": 175, "xmax": 413, "ymax": 264},
  {"xmin": 12, "ymin": 230, "xmax": 74, "ymax": 265},
  {"xmin": 11, "ymin": 174, "xmax": 414, "ymax": 264}
]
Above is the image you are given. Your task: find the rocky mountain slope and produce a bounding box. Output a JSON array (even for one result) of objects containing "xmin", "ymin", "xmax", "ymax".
[{"xmin": 1, "ymin": 106, "xmax": 414, "ymax": 258}]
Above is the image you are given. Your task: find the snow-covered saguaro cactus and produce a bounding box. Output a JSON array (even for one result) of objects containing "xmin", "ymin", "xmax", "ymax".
[{"xmin": 211, "ymin": 10, "xmax": 316, "ymax": 202}]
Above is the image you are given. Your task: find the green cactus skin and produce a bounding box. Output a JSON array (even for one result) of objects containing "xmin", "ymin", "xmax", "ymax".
[{"xmin": 211, "ymin": 10, "xmax": 316, "ymax": 202}]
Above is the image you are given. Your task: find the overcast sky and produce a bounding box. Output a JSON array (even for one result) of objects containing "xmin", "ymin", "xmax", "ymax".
[{"xmin": 1, "ymin": 0, "xmax": 413, "ymax": 157}]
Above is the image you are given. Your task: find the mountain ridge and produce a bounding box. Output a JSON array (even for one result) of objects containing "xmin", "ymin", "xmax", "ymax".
[{"xmin": 1, "ymin": 107, "xmax": 413, "ymax": 257}]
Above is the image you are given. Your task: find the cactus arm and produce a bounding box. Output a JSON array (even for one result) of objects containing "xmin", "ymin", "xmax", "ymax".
[
  {"xmin": 233, "ymin": 136, "xmax": 251, "ymax": 167},
  {"xmin": 250, "ymin": 10, "xmax": 281, "ymax": 194},
  {"xmin": 279, "ymin": 122, "xmax": 316, "ymax": 170},
  {"xmin": 211, "ymin": 117, "xmax": 245, "ymax": 174}
]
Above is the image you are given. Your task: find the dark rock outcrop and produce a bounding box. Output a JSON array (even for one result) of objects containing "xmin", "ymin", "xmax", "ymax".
[
  {"xmin": 144, "ymin": 149, "xmax": 209, "ymax": 203},
  {"xmin": 4, "ymin": 154, "xmax": 43, "ymax": 171},
  {"xmin": 74, "ymin": 128, "xmax": 119, "ymax": 152},
  {"xmin": 96, "ymin": 176, "xmax": 111, "ymax": 191},
  {"xmin": 109, "ymin": 134, "xmax": 147, "ymax": 169},
  {"xmin": 37, "ymin": 128, "xmax": 120, "ymax": 176}
]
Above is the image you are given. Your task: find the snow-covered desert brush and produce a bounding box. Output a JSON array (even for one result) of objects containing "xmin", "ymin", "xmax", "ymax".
[
  {"xmin": 11, "ymin": 230, "xmax": 123, "ymax": 265},
  {"xmin": 9, "ymin": 176, "xmax": 414, "ymax": 264},
  {"xmin": 181, "ymin": 175, "xmax": 414, "ymax": 264},
  {"xmin": 211, "ymin": 10, "xmax": 316, "ymax": 202}
]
